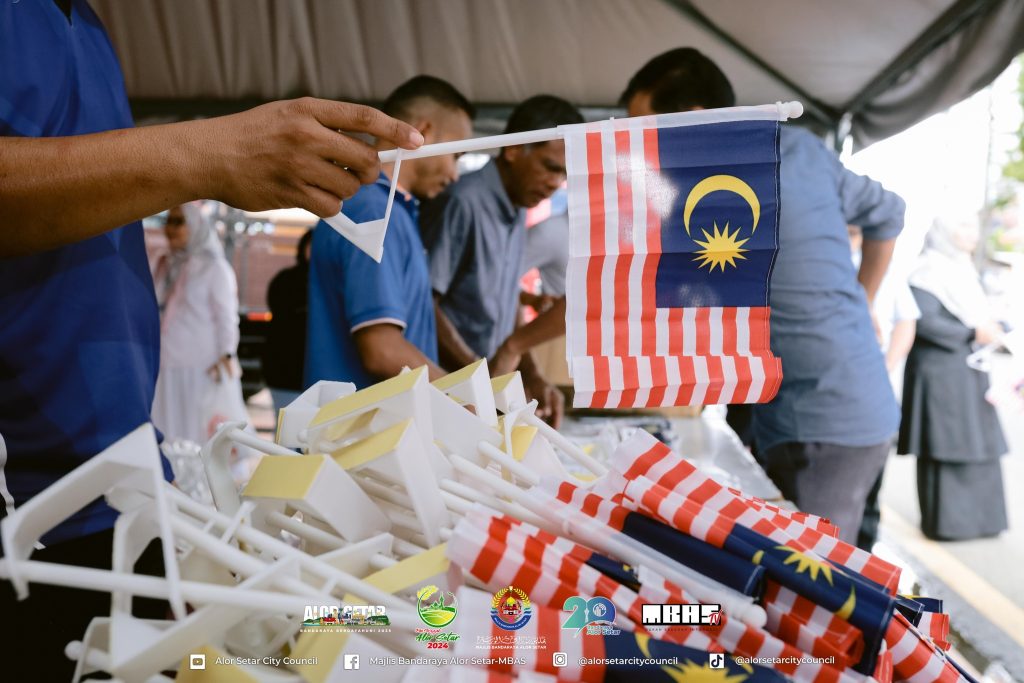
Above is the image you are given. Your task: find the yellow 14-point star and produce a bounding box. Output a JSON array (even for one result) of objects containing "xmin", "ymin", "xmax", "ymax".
[{"xmin": 693, "ymin": 222, "xmax": 749, "ymax": 272}]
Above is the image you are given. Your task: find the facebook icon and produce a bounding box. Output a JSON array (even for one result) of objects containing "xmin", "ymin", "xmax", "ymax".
[{"xmin": 709, "ymin": 653, "xmax": 726, "ymax": 669}]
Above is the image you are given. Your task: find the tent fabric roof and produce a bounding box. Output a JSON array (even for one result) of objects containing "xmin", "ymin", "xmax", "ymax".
[{"xmin": 91, "ymin": 0, "xmax": 1024, "ymax": 147}]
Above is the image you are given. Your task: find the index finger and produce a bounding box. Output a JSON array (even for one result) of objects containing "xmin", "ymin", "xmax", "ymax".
[{"xmin": 307, "ymin": 99, "xmax": 424, "ymax": 150}]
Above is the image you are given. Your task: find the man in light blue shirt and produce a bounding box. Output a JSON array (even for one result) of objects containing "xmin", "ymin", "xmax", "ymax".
[
  {"xmin": 624, "ymin": 49, "xmax": 905, "ymax": 543},
  {"xmin": 305, "ymin": 77, "xmax": 474, "ymax": 389}
]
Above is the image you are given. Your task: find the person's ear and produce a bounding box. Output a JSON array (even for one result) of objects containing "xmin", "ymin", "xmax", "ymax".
[
  {"xmin": 416, "ymin": 119, "xmax": 434, "ymax": 144},
  {"xmin": 502, "ymin": 145, "xmax": 523, "ymax": 163}
]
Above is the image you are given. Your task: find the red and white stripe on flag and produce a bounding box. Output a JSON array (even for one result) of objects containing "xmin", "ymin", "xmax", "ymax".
[{"xmin": 562, "ymin": 114, "xmax": 782, "ymax": 409}]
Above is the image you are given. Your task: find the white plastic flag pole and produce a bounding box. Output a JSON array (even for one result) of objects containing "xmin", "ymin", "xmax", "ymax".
[
  {"xmin": 377, "ymin": 101, "xmax": 804, "ymax": 163},
  {"xmin": 0, "ymin": 559, "xmax": 321, "ymax": 614},
  {"xmin": 519, "ymin": 410, "xmax": 608, "ymax": 476},
  {"xmin": 164, "ymin": 486, "xmax": 421, "ymax": 620},
  {"xmin": 446, "ymin": 451, "xmax": 765, "ymax": 626},
  {"xmin": 64, "ymin": 643, "xmax": 174, "ymax": 683},
  {"xmin": 325, "ymin": 103, "xmax": 804, "ymax": 260}
]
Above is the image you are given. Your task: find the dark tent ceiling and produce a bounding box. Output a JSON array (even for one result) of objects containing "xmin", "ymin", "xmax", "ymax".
[{"xmin": 92, "ymin": 0, "xmax": 1024, "ymax": 147}]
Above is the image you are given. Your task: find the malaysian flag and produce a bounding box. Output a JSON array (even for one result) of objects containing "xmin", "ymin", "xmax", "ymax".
[
  {"xmin": 562, "ymin": 107, "xmax": 785, "ymax": 408},
  {"xmin": 448, "ymin": 508, "xmax": 864, "ymax": 683},
  {"xmin": 538, "ymin": 477, "xmax": 897, "ymax": 676},
  {"xmin": 606, "ymin": 432, "xmax": 902, "ymax": 593}
]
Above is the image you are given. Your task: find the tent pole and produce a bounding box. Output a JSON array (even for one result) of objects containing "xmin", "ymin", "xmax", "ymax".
[{"xmin": 842, "ymin": 0, "xmax": 999, "ymax": 116}]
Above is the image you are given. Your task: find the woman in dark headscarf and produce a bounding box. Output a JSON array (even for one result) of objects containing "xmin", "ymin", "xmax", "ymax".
[{"xmin": 898, "ymin": 213, "xmax": 1008, "ymax": 540}]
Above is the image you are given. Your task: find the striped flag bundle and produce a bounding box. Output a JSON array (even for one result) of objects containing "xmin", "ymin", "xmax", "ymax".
[
  {"xmin": 453, "ymin": 584, "xmax": 786, "ymax": 682},
  {"xmin": 895, "ymin": 596, "xmax": 950, "ymax": 652},
  {"xmin": 561, "ymin": 431, "xmax": 973, "ymax": 682},
  {"xmin": 444, "ymin": 429, "xmax": 975, "ymax": 683},
  {"xmin": 534, "ymin": 477, "xmax": 894, "ymax": 678},
  {"xmin": 562, "ymin": 107, "xmax": 786, "ymax": 409}
]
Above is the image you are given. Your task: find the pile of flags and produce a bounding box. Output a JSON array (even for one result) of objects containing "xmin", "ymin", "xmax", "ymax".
[{"xmin": 447, "ymin": 431, "xmax": 974, "ymax": 683}]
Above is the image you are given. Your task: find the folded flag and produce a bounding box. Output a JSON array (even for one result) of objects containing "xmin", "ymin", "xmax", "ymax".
[
  {"xmin": 898, "ymin": 596, "xmax": 950, "ymax": 652},
  {"xmin": 452, "ymin": 504, "xmax": 869, "ymax": 683},
  {"xmin": 562, "ymin": 107, "xmax": 786, "ymax": 408},
  {"xmin": 541, "ymin": 477, "xmax": 896, "ymax": 676},
  {"xmin": 884, "ymin": 613, "xmax": 969, "ymax": 683},
  {"xmin": 609, "ymin": 432, "xmax": 901, "ymax": 592},
  {"xmin": 455, "ymin": 585, "xmax": 788, "ymax": 682}
]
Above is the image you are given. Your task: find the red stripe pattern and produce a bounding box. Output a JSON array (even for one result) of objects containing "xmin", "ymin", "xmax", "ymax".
[
  {"xmin": 447, "ymin": 508, "xmax": 865, "ymax": 683},
  {"xmin": 609, "ymin": 432, "xmax": 901, "ymax": 592}
]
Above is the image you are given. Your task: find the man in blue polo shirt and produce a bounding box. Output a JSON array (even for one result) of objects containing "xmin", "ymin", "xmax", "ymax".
[
  {"xmin": 305, "ymin": 77, "xmax": 474, "ymax": 389},
  {"xmin": 1, "ymin": 1, "xmax": 420, "ymax": 673}
]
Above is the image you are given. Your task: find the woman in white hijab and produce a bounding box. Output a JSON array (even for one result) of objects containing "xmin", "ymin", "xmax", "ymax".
[
  {"xmin": 151, "ymin": 202, "xmax": 242, "ymax": 445},
  {"xmin": 898, "ymin": 212, "xmax": 1008, "ymax": 540}
]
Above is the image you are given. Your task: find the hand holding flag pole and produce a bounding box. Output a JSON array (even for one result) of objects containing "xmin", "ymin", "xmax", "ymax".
[
  {"xmin": 373, "ymin": 101, "xmax": 805, "ymax": 164},
  {"xmin": 324, "ymin": 102, "xmax": 804, "ymax": 262}
]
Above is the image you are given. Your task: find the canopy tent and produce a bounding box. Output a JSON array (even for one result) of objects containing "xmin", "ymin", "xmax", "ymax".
[{"xmin": 91, "ymin": 0, "xmax": 1024, "ymax": 148}]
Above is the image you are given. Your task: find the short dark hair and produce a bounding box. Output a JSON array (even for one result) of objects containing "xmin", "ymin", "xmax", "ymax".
[
  {"xmin": 620, "ymin": 48, "xmax": 735, "ymax": 113},
  {"xmin": 381, "ymin": 75, "xmax": 475, "ymax": 122},
  {"xmin": 503, "ymin": 94, "xmax": 583, "ymax": 135}
]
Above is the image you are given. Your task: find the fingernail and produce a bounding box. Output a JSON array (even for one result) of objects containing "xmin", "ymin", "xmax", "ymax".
[{"xmin": 409, "ymin": 130, "xmax": 425, "ymax": 147}]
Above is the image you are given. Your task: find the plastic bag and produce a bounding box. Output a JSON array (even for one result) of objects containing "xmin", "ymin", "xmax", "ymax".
[{"xmin": 201, "ymin": 375, "xmax": 249, "ymax": 441}]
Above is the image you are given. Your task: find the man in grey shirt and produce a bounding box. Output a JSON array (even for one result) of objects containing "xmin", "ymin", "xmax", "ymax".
[
  {"xmin": 623, "ymin": 49, "xmax": 905, "ymax": 545},
  {"xmin": 524, "ymin": 211, "xmax": 569, "ymax": 298},
  {"xmin": 420, "ymin": 95, "xmax": 583, "ymax": 426}
]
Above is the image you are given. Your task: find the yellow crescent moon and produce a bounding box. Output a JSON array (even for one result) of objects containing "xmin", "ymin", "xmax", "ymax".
[
  {"xmin": 683, "ymin": 174, "xmax": 761, "ymax": 236},
  {"xmin": 836, "ymin": 586, "xmax": 857, "ymax": 621}
]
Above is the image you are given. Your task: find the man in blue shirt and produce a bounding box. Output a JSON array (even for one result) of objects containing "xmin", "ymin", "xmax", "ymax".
[
  {"xmin": 305, "ymin": 77, "xmax": 474, "ymax": 389},
  {"xmin": 623, "ymin": 49, "xmax": 906, "ymax": 544},
  {"xmin": 1, "ymin": 1, "xmax": 420, "ymax": 673}
]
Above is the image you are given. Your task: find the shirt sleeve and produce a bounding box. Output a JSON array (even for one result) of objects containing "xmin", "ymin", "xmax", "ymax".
[
  {"xmin": 911, "ymin": 287, "xmax": 973, "ymax": 352},
  {"xmin": 829, "ymin": 147, "xmax": 906, "ymax": 242},
  {"xmin": 894, "ymin": 282, "xmax": 922, "ymax": 322},
  {"xmin": 339, "ymin": 227, "xmax": 409, "ymax": 332},
  {"xmin": 421, "ymin": 194, "xmax": 473, "ymax": 297}
]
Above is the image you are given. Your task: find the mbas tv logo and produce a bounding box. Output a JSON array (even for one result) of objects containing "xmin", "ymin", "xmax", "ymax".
[{"xmin": 642, "ymin": 603, "xmax": 722, "ymax": 627}]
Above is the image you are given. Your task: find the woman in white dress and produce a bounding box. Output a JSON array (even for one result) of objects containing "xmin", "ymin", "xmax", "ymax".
[{"xmin": 151, "ymin": 203, "xmax": 241, "ymax": 445}]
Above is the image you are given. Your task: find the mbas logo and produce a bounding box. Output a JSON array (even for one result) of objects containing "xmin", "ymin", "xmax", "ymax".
[{"xmin": 641, "ymin": 603, "xmax": 722, "ymax": 626}]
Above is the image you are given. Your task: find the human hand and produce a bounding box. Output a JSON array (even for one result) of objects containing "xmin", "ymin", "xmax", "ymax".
[
  {"xmin": 974, "ymin": 321, "xmax": 1003, "ymax": 346},
  {"xmin": 195, "ymin": 98, "xmax": 424, "ymax": 217},
  {"xmin": 524, "ymin": 373, "xmax": 565, "ymax": 429},
  {"xmin": 208, "ymin": 355, "xmax": 238, "ymax": 382},
  {"xmin": 520, "ymin": 291, "xmax": 557, "ymax": 314}
]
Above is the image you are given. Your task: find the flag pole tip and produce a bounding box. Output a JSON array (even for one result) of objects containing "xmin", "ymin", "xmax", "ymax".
[{"xmin": 779, "ymin": 101, "xmax": 804, "ymax": 120}]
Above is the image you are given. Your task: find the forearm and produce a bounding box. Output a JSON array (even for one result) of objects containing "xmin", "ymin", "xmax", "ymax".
[
  {"xmin": 857, "ymin": 238, "xmax": 896, "ymax": 303},
  {"xmin": 501, "ymin": 298, "xmax": 566, "ymax": 355},
  {"xmin": 0, "ymin": 123, "xmax": 209, "ymax": 257},
  {"xmin": 433, "ymin": 298, "xmax": 479, "ymax": 370},
  {"xmin": 356, "ymin": 326, "xmax": 445, "ymax": 381},
  {"xmin": 2, "ymin": 97, "xmax": 425, "ymax": 258},
  {"xmin": 887, "ymin": 320, "xmax": 916, "ymax": 365},
  {"xmin": 517, "ymin": 348, "xmax": 543, "ymax": 381}
]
